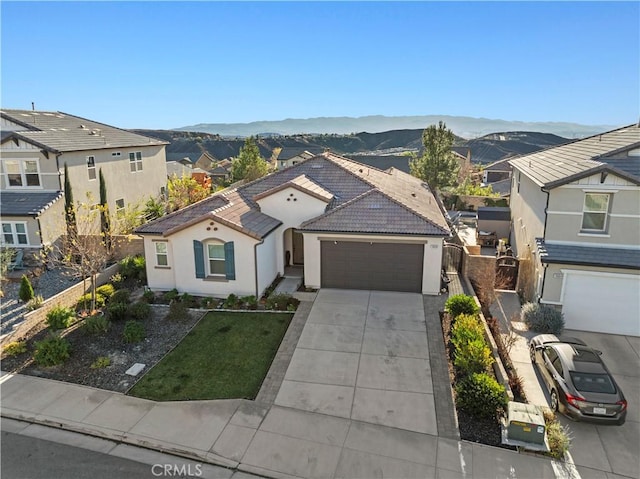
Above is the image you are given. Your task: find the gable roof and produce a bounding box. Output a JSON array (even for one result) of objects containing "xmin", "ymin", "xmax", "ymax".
[
  {"xmin": 253, "ymin": 174, "xmax": 334, "ymax": 203},
  {"xmin": 484, "ymin": 157, "xmax": 513, "ymax": 172},
  {"xmin": 509, "ymin": 124, "xmax": 640, "ymax": 188},
  {"xmin": 0, "ymin": 191, "xmax": 63, "ymax": 217},
  {"xmin": 276, "ymin": 147, "xmax": 325, "ymax": 160},
  {"xmin": 136, "ymin": 153, "xmax": 450, "ymax": 239},
  {"xmin": 0, "ymin": 109, "xmax": 168, "ymax": 153}
]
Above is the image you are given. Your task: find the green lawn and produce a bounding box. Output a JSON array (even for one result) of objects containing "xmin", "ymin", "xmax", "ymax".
[{"xmin": 128, "ymin": 311, "xmax": 293, "ymax": 401}]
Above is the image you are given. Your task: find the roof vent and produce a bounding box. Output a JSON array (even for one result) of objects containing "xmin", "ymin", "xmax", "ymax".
[
  {"xmin": 369, "ymin": 203, "xmax": 382, "ymax": 209},
  {"xmin": 310, "ymin": 164, "xmax": 323, "ymax": 169},
  {"xmin": 411, "ymin": 192, "xmax": 416, "ymax": 197},
  {"xmin": 79, "ymin": 124, "xmax": 86, "ymax": 129}
]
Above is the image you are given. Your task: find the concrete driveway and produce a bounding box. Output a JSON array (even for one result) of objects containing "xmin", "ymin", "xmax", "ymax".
[
  {"xmin": 495, "ymin": 292, "xmax": 640, "ymax": 478},
  {"xmin": 273, "ymin": 289, "xmax": 437, "ymax": 435}
]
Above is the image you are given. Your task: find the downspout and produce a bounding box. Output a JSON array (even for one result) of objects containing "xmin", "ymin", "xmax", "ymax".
[
  {"xmin": 538, "ymin": 186, "xmax": 551, "ymax": 303},
  {"xmin": 254, "ymin": 239, "xmax": 264, "ymax": 298}
]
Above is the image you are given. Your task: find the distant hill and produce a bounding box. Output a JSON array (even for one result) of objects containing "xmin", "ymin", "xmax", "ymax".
[
  {"xmin": 175, "ymin": 114, "xmax": 616, "ymax": 139},
  {"xmin": 133, "ymin": 128, "xmax": 569, "ymax": 166}
]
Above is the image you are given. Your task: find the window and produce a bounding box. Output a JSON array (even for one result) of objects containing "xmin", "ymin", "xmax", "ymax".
[
  {"xmin": 155, "ymin": 241, "xmax": 168, "ymax": 266},
  {"xmin": 115, "ymin": 198, "xmax": 125, "ymax": 215},
  {"xmin": 129, "ymin": 152, "xmax": 143, "ymax": 172},
  {"xmin": 516, "ymin": 172, "xmax": 521, "ymax": 193},
  {"xmin": 581, "ymin": 193, "xmax": 610, "ymax": 232},
  {"xmin": 4, "ymin": 159, "xmax": 41, "ymax": 187},
  {"xmin": 207, "ymin": 242, "xmax": 226, "ymax": 275},
  {"xmin": 1, "ymin": 222, "xmax": 28, "ymax": 245},
  {"xmin": 111, "ymin": 152, "xmax": 121, "ymax": 157},
  {"xmin": 87, "ymin": 156, "xmax": 96, "ymax": 180}
]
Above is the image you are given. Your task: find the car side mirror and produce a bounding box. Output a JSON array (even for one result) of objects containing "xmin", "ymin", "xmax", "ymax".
[
  {"xmin": 535, "ymin": 345, "xmax": 544, "ymax": 351},
  {"xmin": 595, "ymin": 349, "xmax": 603, "ymax": 355}
]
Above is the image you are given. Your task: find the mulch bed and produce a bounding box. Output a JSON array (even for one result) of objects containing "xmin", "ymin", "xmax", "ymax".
[
  {"xmin": 1, "ymin": 306, "xmax": 202, "ymax": 393},
  {"xmin": 440, "ymin": 311, "xmax": 513, "ymax": 449}
]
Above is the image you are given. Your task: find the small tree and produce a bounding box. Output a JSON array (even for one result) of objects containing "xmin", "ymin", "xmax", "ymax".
[
  {"xmin": 167, "ymin": 174, "xmax": 209, "ymax": 212},
  {"xmin": 230, "ymin": 137, "xmax": 270, "ymax": 183},
  {"xmin": 63, "ymin": 163, "xmax": 77, "ymax": 238},
  {"xmin": 409, "ymin": 121, "xmax": 459, "ymax": 190},
  {"xmin": 98, "ymin": 169, "xmax": 112, "ymax": 253},
  {"xmin": 42, "ymin": 197, "xmax": 111, "ymax": 311},
  {"xmin": 19, "ymin": 274, "xmax": 35, "ymax": 302}
]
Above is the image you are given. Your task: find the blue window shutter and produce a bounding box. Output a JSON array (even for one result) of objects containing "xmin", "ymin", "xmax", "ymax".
[
  {"xmin": 224, "ymin": 241, "xmax": 235, "ymax": 280},
  {"xmin": 193, "ymin": 240, "xmax": 205, "ymax": 278}
]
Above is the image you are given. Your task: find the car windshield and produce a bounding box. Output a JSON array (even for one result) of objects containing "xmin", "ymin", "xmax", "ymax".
[{"xmin": 569, "ymin": 371, "xmax": 616, "ymax": 394}]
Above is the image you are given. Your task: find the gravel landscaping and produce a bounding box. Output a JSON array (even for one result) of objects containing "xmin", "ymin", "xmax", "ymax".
[{"xmin": 0, "ymin": 305, "xmax": 203, "ymax": 393}]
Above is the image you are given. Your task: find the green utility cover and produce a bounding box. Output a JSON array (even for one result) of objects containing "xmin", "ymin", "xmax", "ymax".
[{"xmin": 506, "ymin": 402, "xmax": 546, "ymax": 445}]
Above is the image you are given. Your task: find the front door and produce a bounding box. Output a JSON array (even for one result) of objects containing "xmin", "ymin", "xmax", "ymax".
[{"xmin": 293, "ymin": 231, "xmax": 304, "ymax": 264}]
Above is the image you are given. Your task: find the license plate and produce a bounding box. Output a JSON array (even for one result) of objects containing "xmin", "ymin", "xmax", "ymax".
[{"xmin": 593, "ymin": 407, "xmax": 607, "ymax": 415}]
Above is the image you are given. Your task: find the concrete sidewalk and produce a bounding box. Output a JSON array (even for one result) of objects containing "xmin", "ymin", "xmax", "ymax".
[{"xmin": 0, "ymin": 290, "xmax": 623, "ymax": 479}]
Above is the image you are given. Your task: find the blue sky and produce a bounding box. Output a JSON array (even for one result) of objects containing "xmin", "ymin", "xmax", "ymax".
[{"xmin": 2, "ymin": 1, "xmax": 638, "ymax": 129}]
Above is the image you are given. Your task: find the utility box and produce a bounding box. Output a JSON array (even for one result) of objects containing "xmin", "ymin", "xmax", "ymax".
[{"xmin": 506, "ymin": 402, "xmax": 546, "ymax": 445}]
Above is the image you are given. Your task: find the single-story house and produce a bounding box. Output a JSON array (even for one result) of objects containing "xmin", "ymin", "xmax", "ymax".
[{"xmin": 136, "ymin": 152, "xmax": 451, "ymax": 297}]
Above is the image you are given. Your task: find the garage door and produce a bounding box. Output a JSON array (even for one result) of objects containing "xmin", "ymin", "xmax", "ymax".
[
  {"xmin": 562, "ymin": 271, "xmax": 640, "ymax": 336},
  {"xmin": 321, "ymin": 241, "xmax": 423, "ymax": 292}
]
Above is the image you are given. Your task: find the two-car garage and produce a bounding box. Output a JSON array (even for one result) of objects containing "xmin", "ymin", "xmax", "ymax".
[{"xmin": 320, "ymin": 240, "xmax": 424, "ymax": 293}]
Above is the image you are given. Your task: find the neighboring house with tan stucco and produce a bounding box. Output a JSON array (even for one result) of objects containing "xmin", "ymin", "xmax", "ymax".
[
  {"xmin": 0, "ymin": 109, "xmax": 168, "ymax": 255},
  {"xmin": 136, "ymin": 152, "xmax": 451, "ymax": 298},
  {"xmin": 509, "ymin": 124, "xmax": 640, "ymax": 336}
]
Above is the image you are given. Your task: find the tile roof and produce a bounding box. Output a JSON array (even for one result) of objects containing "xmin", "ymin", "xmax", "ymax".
[
  {"xmin": 300, "ymin": 190, "xmax": 446, "ymax": 235},
  {"xmin": 0, "ymin": 109, "xmax": 168, "ymax": 153},
  {"xmin": 0, "ymin": 191, "xmax": 63, "ymax": 216},
  {"xmin": 477, "ymin": 207, "xmax": 511, "ymax": 221},
  {"xmin": 253, "ymin": 174, "xmax": 334, "ymax": 203},
  {"xmin": 488, "ymin": 178, "xmax": 512, "ymax": 197},
  {"xmin": 345, "ymin": 155, "xmax": 411, "ymax": 173},
  {"xmin": 484, "ymin": 158, "xmax": 513, "ymax": 172},
  {"xmin": 509, "ymin": 125, "xmax": 640, "ymax": 188},
  {"xmin": 536, "ymin": 238, "xmax": 640, "ymax": 270},
  {"xmin": 137, "ymin": 153, "xmax": 450, "ymax": 239}
]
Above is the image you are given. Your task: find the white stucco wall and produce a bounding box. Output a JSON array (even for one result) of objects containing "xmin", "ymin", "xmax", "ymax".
[
  {"xmin": 256, "ymin": 231, "xmax": 278, "ymax": 296},
  {"xmin": 509, "ymin": 169, "xmax": 546, "ymax": 256},
  {"xmin": 256, "ymin": 186, "xmax": 329, "ymax": 273},
  {"xmin": 302, "ymin": 232, "xmax": 444, "ymax": 295},
  {"xmin": 143, "ymin": 218, "xmax": 262, "ymax": 298}
]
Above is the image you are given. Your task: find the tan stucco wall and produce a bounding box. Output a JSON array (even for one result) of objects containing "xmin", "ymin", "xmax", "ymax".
[
  {"xmin": 509, "ymin": 170, "xmax": 547, "ymax": 255},
  {"xmin": 545, "ymin": 173, "xmax": 640, "ymax": 246},
  {"xmin": 0, "ymin": 139, "xmax": 61, "ymax": 190},
  {"xmin": 61, "ymin": 145, "xmax": 167, "ymax": 214},
  {"xmin": 301, "ymin": 232, "xmax": 444, "ymax": 295}
]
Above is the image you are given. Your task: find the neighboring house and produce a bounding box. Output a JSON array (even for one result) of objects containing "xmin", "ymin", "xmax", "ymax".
[
  {"xmin": 194, "ymin": 151, "xmax": 217, "ymax": 171},
  {"xmin": 482, "ymin": 157, "xmax": 512, "ymax": 184},
  {"xmin": 136, "ymin": 152, "xmax": 451, "ymax": 297},
  {"xmin": 509, "ymin": 124, "xmax": 640, "ymax": 336},
  {"xmin": 209, "ymin": 159, "xmax": 232, "ymax": 184},
  {"xmin": 0, "ymin": 109, "xmax": 168, "ymax": 254},
  {"xmin": 345, "ymin": 155, "xmax": 411, "ymax": 173},
  {"xmin": 166, "ymin": 161, "xmax": 212, "ymax": 190},
  {"xmin": 274, "ymin": 147, "xmax": 324, "ymax": 169}
]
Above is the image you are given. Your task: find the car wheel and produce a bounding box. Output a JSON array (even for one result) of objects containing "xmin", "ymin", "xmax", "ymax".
[{"xmin": 550, "ymin": 390, "xmax": 559, "ymax": 412}]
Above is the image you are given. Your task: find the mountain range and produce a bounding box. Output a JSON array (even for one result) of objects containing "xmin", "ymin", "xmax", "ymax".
[{"xmin": 175, "ymin": 115, "xmax": 617, "ymax": 139}]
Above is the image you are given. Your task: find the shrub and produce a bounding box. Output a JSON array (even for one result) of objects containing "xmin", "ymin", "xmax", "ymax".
[
  {"xmin": 129, "ymin": 301, "xmax": 151, "ymax": 321},
  {"xmin": 241, "ymin": 295, "xmax": 258, "ymax": 310},
  {"xmin": 77, "ymin": 293, "xmax": 106, "ymax": 310},
  {"xmin": 265, "ymin": 293, "xmax": 299, "ymax": 311},
  {"xmin": 95, "ymin": 284, "xmax": 115, "ymax": 299},
  {"xmin": 110, "ymin": 272, "xmax": 123, "ymax": 286},
  {"xmin": 91, "ymin": 356, "xmax": 111, "ymax": 369},
  {"xmin": 546, "ymin": 420, "xmax": 572, "ymax": 459},
  {"xmin": 123, "ymin": 320, "xmax": 145, "ymax": 343},
  {"xmin": 106, "ymin": 301, "xmax": 129, "ymax": 321},
  {"xmin": 142, "ymin": 289, "xmax": 156, "ymax": 303},
  {"xmin": 201, "ymin": 297, "xmax": 219, "ymax": 309},
  {"xmin": 180, "ymin": 292, "xmax": 198, "ymax": 307},
  {"xmin": 222, "ymin": 293, "xmax": 240, "ymax": 309},
  {"xmin": 26, "ymin": 294, "xmax": 44, "ymax": 311},
  {"xmin": 162, "ymin": 288, "xmax": 180, "ymax": 303},
  {"xmin": 451, "ymin": 314, "xmax": 485, "ymax": 350},
  {"xmin": 33, "ymin": 334, "xmax": 71, "ymax": 366},
  {"xmin": 46, "ymin": 305, "xmax": 75, "ymax": 330},
  {"xmin": 119, "ymin": 255, "xmax": 146, "ymax": 283},
  {"xmin": 3, "ymin": 341, "xmax": 27, "ymax": 357},
  {"xmin": 521, "ymin": 302, "xmax": 565, "ymax": 335},
  {"xmin": 83, "ymin": 314, "xmax": 110, "ymax": 335},
  {"xmin": 455, "ymin": 372, "xmax": 508, "ymax": 418},
  {"xmin": 445, "ymin": 294, "xmax": 479, "ymax": 318},
  {"xmin": 109, "ymin": 289, "xmax": 131, "ymax": 305},
  {"xmin": 19, "ymin": 275, "xmax": 35, "ymax": 302},
  {"xmin": 454, "ymin": 338, "xmax": 495, "ymax": 374},
  {"xmin": 165, "ymin": 300, "xmax": 189, "ymax": 321}
]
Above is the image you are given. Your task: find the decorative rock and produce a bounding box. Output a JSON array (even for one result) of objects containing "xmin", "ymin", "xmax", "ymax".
[{"xmin": 125, "ymin": 363, "xmax": 146, "ymax": 376}]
